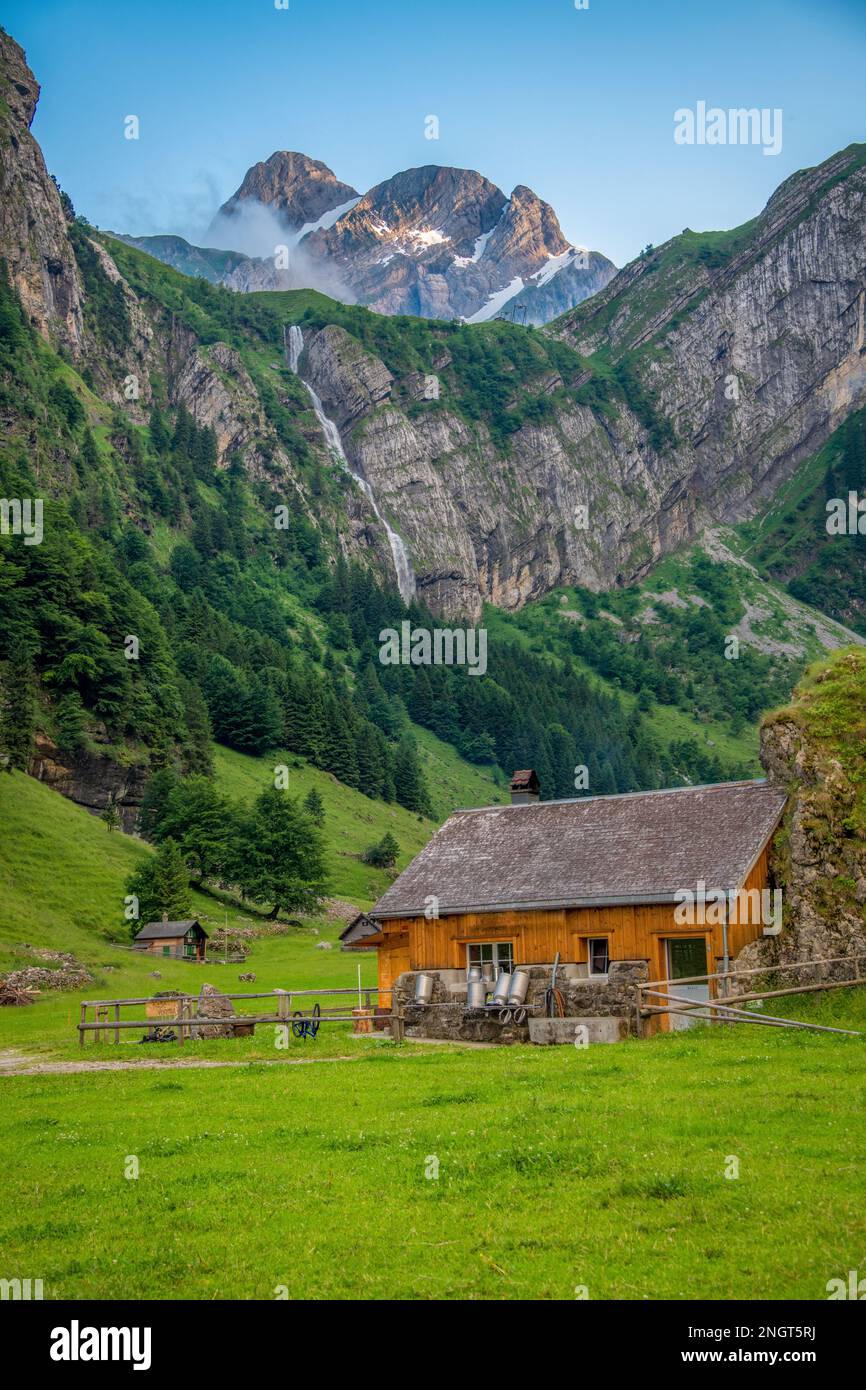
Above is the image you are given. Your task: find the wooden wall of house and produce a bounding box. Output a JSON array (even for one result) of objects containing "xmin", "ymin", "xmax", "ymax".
[{"xmin": 374, "ymin": 843, "xmax": 775, "ymax": 994}]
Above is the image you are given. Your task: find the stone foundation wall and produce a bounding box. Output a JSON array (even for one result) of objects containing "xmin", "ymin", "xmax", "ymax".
[{"xmin": 394, "ymin": 960, "xmax": 649, "ymax": 1043}]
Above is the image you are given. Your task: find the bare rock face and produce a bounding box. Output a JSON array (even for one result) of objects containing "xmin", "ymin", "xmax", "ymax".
[
  {"xmin": 171, "ymin": 340, "xmax": 302, "ymax": 497},
  {"xmin": 300, "ymin": 319, "xmax": 702, "ymax": 621},
  {"xmin": 215, "ymin": 151, "xmax": 359, "ymax": 230},
  {"xmin": 0, "ymin": 30, "xmax": 84, "ymax": 351},
  {"xmin": 302, "ymin": 324, "xmax": 393, "ymax": 429},
  {"xmin": 28, "ymin": 733, "xmax": 148, "ymax": 832},
  {"xmin": 556, "ymin": 146, "xmax": 866, "ymax": 534},
  {"xmin": 79, "ymin": 237, "xmax": 157, "ymax": 413}
]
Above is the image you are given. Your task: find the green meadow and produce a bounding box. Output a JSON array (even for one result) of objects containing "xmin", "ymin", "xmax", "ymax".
[{"xmin": 2, "ymin": 1003, "xmax": 866, "ymax": 1300}]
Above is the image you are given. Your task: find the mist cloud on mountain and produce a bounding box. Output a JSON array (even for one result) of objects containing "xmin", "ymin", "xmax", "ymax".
[{"xmin": 204, "ymin": 197, "xmax": 356, "ymax": 301}]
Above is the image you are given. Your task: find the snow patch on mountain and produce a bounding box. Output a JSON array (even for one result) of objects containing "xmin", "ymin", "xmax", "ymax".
[{"xmin": 466, "ymin": 275, "xmax": 525, "ymax": 323}]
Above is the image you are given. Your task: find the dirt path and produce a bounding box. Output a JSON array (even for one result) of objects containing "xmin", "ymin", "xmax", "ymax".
[
  {"xmin": 0, "ymin": 1036, "xmax": 496, "ymax": 1077},
  {"xmin": 0, "ymin": 1049, "xmax": 359, "ymax": 1076}
]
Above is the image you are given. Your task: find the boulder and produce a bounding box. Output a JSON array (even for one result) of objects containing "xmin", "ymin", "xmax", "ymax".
[{"xmin": 191, "ymin": 983, "xmax": 236, "ymax": 1039}]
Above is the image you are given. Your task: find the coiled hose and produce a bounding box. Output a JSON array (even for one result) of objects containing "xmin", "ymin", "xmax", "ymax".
[{"xmin": 545, "ymin": 951, "xmax": 565, "ymax": 1017}]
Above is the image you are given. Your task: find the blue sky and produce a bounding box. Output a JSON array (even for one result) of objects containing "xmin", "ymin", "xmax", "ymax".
[{"xmin": 5, "ymin": 0, "xmax": 865, "ymax": 266}]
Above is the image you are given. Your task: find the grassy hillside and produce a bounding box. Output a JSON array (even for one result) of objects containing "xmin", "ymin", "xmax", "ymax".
[
  {"xmin": 212, "ymin": 731, "xmax": 502, "ymax": 904},
  {"xmin": 0, "ymin": 767, "xmax": 376, "ymax": 1056},
  {"xmin": 735, "ymin": 406, "xmax": 866, "ymax": 635},
  {"xmin": 481, "ymin": 526, "xmax": 861, "ymax": 787}
]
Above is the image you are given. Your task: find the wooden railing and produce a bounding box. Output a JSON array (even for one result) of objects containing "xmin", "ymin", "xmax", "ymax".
[
  {"xmin": 77, "ymin": 986, "xmax": 405, "ymax": 1046},
  {"xmin": 636, "ymin": 953, "xmax": 866, "ymax": 1036}
]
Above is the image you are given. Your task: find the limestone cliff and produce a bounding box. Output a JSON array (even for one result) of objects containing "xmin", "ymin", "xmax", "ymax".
[
  {"xmin": 0, "ymin": 28, "xmax": 84, "ymax": 352},
  {"xmin": 294, "ymin": 146, "xmax": 866, "ymax": 619}
]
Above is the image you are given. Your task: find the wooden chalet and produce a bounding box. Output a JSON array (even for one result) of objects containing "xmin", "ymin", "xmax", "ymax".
[
  {"xmin": 352, "ymin": 774, "xmax": 787, "ymax": 1031},
  {"xmin": 133, "ymin": 917, "xmax": 208, "ymax": 962}
]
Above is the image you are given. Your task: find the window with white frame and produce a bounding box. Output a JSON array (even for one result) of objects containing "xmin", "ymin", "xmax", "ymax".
[
  {"xmin": 587, "ymin": 938, "xmax": 610, "ymax": 976},
  {"xmin": 466, "ymin": 941, "xmax": 513, "ymax": 976}
]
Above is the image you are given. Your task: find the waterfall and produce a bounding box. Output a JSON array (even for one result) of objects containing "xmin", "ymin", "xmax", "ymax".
[{"xmin": 284, "ymin": 325, "xmax": 416, "ymax": 604}]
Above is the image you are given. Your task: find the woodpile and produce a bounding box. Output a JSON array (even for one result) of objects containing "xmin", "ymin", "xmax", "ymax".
[{"xmin": 0, "ymin": 981, "xmax": 34, "ymax": 1007}]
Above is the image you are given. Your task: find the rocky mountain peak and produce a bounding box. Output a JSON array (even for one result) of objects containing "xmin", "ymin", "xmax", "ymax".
[
  {"xmin": 486, "ymin": 183, "xmax": 572, "ymax": 274},
  {"xmin": 297, "ymin": 163, "xmax": 613, "ymax": 320},
  {"xmin": 216, "ymin": 150, "xmax": 359, "ymax": 230},
  {"xmin": 321, "ymin": 165, "xmax": 507, "ymax": 256}
]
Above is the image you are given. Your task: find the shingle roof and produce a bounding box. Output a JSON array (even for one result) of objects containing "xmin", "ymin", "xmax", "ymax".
[
  {"xmin": 510, "ymin": 769, "xmax": 539, "ymax": 790},
  {"xmin": 339, "ymin": 913, "xmax": 382, "ymax": 945},
  {"xmin": 134, "ymin": 920, "xmax": 205, "ymax": 940},
  {"xmin": 371, "ymin": 780, "xmax": 787, "ymax": 919}
]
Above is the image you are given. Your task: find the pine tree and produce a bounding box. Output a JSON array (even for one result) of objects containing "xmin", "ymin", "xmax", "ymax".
[
  {"xmin": 0, "ymin": 654, "xmax": 36, "ymax": 771},
  {"xmin": 303, "ymin": 787, "xmax": 326, "ymax": 825},
  {"xmin": 126, "ymin": 838, "xmax": 192, "ymax": 931},
  {"xmin": 138, "ymin": 767, "xmax": 180, "ymax": 840},
  {"xmin": 393, "ymin": 737, "xmax": 431, "ymax": 815},
  {"xmin": 233, "ymin": 787, "xmax": 329, "ymax": 918},
  {"xmin": 363, "ymin": 832, "xmax": 399, "ymax": 868}
]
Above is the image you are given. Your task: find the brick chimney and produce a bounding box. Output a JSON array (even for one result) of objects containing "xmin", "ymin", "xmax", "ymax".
[{"xmin": 510, "ymin": 769, "xmax": 540, "ymax": 805}]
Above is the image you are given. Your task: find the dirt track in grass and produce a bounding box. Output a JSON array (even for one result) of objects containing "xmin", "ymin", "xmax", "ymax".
[{"xmin": 0, "ymin": 1049, "xmax": 359, "ymax": 1076}]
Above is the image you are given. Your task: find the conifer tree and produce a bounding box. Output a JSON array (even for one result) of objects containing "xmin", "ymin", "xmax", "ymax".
[
  {"xmin": 393, "ymin": 737, "xmax": 431, "ymax": 815},
  {"xmin": 0, "ymin": 654, "xmax": 35, "ymax": 771},
  {"xmin": 126, "ymin": 838, "xmax": 192, "ymax": 931},
  {"xmin": 303, "ymin": 787, "xmax": 326, "ymax": 825},
  {"xmin": 234, "ymin": 787, "xmax": 329, "ymax": 918}
]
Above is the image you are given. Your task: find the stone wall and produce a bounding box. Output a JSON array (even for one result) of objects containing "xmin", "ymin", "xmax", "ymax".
[{"xmin": 394, "ymin": 960, "xmax": 649, "ymax": 1044}]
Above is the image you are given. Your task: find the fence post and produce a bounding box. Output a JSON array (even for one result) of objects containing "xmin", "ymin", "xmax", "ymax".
[
  {"xmin": 633, "ymin": 986, "xmax": 644, "ymax": 1039},
  {"xmin": 275, "ymin": 989, "xmax": 290, "ymax": 1046},
  {"xmin": 79, "ymin": 1002, "xmax": 86, "ymax": 1047},
  {"xmin": 391, "ymin": 1004, "xmax": 405, "ymax": 1045}
]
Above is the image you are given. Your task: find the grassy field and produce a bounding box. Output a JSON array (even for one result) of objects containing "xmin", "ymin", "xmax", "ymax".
[
  {"xmin": 2, "ymin": 992, "xmax": 865, "ymax": 1300},
  {"xmin": 2, "ymin": 740, "xmax": 865, "ymax": 1301}
]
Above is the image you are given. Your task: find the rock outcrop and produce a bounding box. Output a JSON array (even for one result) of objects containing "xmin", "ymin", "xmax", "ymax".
[
  {"xmin": 747, "ymin": 649, "xmax": 866, "ymax": 967},
  {"xmin": 29, "ymin": 733, "xmax": 148, "ymax": 832},
  {"xmin": 191, "ymin": 984, "xmax": 237, "ymax": 1039},
  {"xmin": 0, "ymin": 29, "xmax": 84, "ymax": 351}
]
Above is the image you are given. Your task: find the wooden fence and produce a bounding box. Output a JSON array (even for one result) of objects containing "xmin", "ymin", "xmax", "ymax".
[
  {"xmin": 77, "ymin": 987, "xmax": 405, "ymax": 1046},
  {"xmin": 636, "ymin": 953, "xmax": 866, "ymax": 1036}
]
